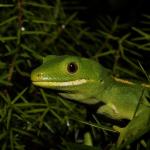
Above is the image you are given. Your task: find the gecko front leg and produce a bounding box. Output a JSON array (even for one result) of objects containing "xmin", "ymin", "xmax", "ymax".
[{"xmin": 114, "ymin": 106, "xmax": 150, "ymax": 149}]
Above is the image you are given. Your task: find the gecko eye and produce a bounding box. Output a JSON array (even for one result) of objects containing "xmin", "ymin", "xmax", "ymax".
[{"xmin": 67, "ymin": 62, "xmax": 78, "ymax": 74}]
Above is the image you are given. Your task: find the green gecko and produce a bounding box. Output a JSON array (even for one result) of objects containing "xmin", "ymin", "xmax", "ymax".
[{"xmin": 31, "ymin": 55, "xmax": 150, "ymax": 149}]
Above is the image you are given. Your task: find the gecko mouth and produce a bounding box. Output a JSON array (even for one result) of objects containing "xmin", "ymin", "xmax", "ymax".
[{"xmin": 32, "ymin": 79, "xmax": 88, "ymax": 88}]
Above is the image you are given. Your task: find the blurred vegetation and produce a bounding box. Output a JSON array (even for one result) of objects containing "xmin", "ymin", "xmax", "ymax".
[{"xmin": 0, "ymin": 0, "xmax": 150, "ymax": 149}]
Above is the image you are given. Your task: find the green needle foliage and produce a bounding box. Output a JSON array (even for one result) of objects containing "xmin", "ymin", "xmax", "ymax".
[{"xmin": 0, "ymin": 0, "xmax": 150, "ymax": 150}]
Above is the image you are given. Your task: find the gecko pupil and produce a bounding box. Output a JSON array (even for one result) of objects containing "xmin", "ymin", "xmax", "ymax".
[{"xmin": 67, "ymin": 62, "xmax": 78, "ymax": 73}]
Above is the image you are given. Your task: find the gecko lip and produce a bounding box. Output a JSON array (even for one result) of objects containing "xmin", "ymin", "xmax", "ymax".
[{"xmin": 32, "ymin": 79, "xmax": 88, "ymax": 87}]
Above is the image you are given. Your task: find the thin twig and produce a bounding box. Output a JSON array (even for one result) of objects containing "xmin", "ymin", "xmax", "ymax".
[{"xmin": 8, "ymin": 0, "xmax": 23, "ymax": 81}]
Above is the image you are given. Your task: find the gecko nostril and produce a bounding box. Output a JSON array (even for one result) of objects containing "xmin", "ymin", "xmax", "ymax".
[
  {"xmin": 31, "ymin": 72, "xmax": 43, "ymax": 81},
  {"xmin": 37, "ymin": 74, "xmax": 40, "ymax": 78},
  {"xmin": 37, "ymin": 73, "xmax": 43, "ymax": 79}
]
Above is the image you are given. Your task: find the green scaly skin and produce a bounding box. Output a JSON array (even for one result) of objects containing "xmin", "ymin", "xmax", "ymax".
[{"xmin": 31, "ymin": 55, "xmax": 150, "ymax": 149}]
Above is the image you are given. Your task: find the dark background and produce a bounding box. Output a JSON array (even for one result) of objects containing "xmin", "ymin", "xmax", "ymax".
[{"xmin": 63, "ymin": 0, "xmax": 149, "ymax": 25}]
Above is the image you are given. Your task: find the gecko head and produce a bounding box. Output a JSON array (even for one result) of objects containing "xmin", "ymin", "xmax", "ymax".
[{"xmin": 31, "ymin": 55, "xmax": 104, "ymax": 101}]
